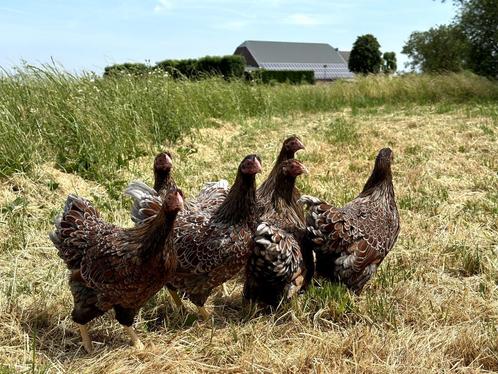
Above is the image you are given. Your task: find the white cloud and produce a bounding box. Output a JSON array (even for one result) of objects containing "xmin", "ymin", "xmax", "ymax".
[
  {"xmin": 154, "ymin": 0, "xmax": 173, "ymax": 13},
  {"xmin": 285, "ymin": 13, "xmax": 322, "ymax": 26}
]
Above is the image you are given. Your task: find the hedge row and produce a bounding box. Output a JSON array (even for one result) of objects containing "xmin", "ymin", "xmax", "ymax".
[
  {"xmin": 103, "ymin": 58, "xmax": 316, "ymax": 85},
  {"xmin": 156, "ymin": 55, "xmax": 245, "ymax": 79},
  {"xmin": 104, "ymin": 55, "xmax": 245, "ymax": 79},
  {"xmin": 248, "ymin": 70, "xmax": 315, "ymax": 84},
  {"xmin": 103, "ymin": 63, "xmax": 151, "ymax": 77}
]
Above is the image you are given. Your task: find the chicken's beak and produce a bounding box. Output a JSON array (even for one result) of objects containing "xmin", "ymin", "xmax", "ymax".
[
  {"xmin": 295, "ymin": 163, "xmax": 308, "ymax": 176},
  {"xmin": 165, "ymin": 153, "xmax": 173, "ymax": 165},
  {"xmin": 162, "ymin": 153, "xmax": 173, "ymax": 169}
]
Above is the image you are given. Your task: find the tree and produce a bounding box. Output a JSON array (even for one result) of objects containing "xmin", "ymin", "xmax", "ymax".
[
  {"xmin": 402, "ymin": 25, "xmax": 469, "ymax": 72},
  {"xmin": 456, "ymin": 0, "xmax": 498, "ymax": 77},
  {"xmin": 382, "ymin": 52, "xmax": 397, "ymax": 74},
  {"xmin": 348, "ymin": 34, "xmax": 382, "ymax": 74}
]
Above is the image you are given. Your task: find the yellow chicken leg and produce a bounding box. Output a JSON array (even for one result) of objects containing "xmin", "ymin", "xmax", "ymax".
[
  {"xmin": 123, "ymin": 326, "xmax": 144, "ymax": 350},
  {"xmin": 197, "ymin": 306, "xmax": 210, "ymax": 320},
  {"xmin": 168, "ymin": 289, "xmax": 184, "ymax": 308},
  {"xmin": 78, "ymin": 324, "xmax": 93, "ymax": 353}
]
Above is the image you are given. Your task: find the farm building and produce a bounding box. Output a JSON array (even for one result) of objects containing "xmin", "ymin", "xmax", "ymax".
[
  {"xmin": 339, "ymin": 51, "xmax": 351, "ymax": 64},
  {"xmin": 234, "ymin": 40, "xmax": 353, "ymax": 80}
]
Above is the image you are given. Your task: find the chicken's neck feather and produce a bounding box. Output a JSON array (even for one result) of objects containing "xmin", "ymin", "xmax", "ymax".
[
  {"xmin": 258, "ymin": 147, "xmax": 294, "ymax": 197},
  {"xmin": 154, "ymin": 170, "xmax": 172, "ymax": 193},
  {"xmin": 126, "ymin": 205, "xmax": 178, "ymax": 259},
  {"xmin": 214, "ymin": 172, "xmax": 257, "ymax": 225}
]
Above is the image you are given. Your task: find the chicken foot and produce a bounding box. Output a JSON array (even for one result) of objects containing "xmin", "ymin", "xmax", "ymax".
[
  {"xmin": 123, "ymin": 326, "xmax": 145, "ymax": 350},
  {"xmin": 197, "ymin": 306, "xmax": 210, "ymax": 320},
  {"xmin": 78, "ymin": 324, "xmax": 93, "ymax": 353},
  {"xmin": 168, "ymin": 289, "xmax": 184, "ymax": 308}
]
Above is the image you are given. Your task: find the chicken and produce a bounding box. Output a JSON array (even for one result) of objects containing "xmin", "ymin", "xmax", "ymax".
[
  {"xmin": 152, "ymin": 151, "xmax": 176, "ymax": 194},
  {"xmin": 300, "ymin": 148, "xmax": 400, "ymax": 294},
  {"xmin": 125, "ymin": 152, "xmax": 176, "ymax": 226},
  {"xmin": 257, "ymin": 135, "xmax": 305, "ymax": 212},
  {"xmin": 167, "ymin": 154, "xmax": 262, "ymax": 318},
  {"xmin": 244, "ymin": 159, "xmax": 313, "ymax": 308},
  {"xmin": 49, "ymin": 188, "xmax": 183, "ymax": 353}
]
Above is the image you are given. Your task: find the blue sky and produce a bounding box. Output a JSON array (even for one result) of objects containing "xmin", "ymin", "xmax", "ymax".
[{"xmin": 0, "ymin": 0, "xmax": 456, "ymax": 73}]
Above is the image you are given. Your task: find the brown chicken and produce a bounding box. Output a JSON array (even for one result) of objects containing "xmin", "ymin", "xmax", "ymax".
[
  {"xmin": 49, "ymin": 188, "xmax": 183, "ymax": 353},
  {"xmin": 126, "ymin": 151, "xmax": 176, "ymax": 225},
  {"xmin": 167, "ymin": 154, "xmax": 262, "ymax": 318},
  {"xmin": 153, "ymin": 151, "xmax": 176, "ymax": 194},
  {"xmin": 257, "ymin": 135, "xmax": 304, "ymax": 212},
  {"xmin": 244, "ymin": 159, "xmax": 313, "ymax": 308},
  {"xmin": 300, "ymin": 148, "xmax": 400, "ymax": 294}
]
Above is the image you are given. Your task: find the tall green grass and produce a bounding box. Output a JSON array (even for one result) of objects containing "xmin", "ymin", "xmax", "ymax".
[{"xmin": 1, "ymin": 65, "xmax": 497, "ymax": 181}]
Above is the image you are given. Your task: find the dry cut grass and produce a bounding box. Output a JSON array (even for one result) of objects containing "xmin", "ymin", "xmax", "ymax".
[{"xmin": 0, "ymin": 104, "xmax": 497, "ymax": 373}]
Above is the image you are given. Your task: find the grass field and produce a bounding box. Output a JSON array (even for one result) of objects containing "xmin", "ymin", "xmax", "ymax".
[{"xmin": 0, "ymin": 71, "xmax": 497, "ymax": 373}]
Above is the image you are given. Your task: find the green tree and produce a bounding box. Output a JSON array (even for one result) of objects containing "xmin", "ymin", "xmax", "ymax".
[
  {"xmin": 348, "ymin": 34, "xmax": 382, "ymax": 74},
  {"xmin": 382, "ymin": 52, "xmax": 397, "ymax": 74},
  {"xmin": 402, "ymin": 25, "xmax": 469, "ymax": 72},
  {"xmin": 456, "ymin": 0, "xmax": 498, "ymax": 77}
]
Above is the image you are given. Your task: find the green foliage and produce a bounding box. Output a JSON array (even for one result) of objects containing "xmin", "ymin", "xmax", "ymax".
[
  {"xmin": 325, "ymin": 118, "xmax": 358, "ymax": 144},
  {"xmin": 444, "ymin": 242, "xmax": 486, "ymax": 277},
  {"xmin": 103, "ymin": 62, "xmax": 151, "ymax": 77},
  {"xmin": 402, "ymin": 25, "xmax": 469, "ymax": 72},
  {"xmin": 302, "ymin": 281, "xmax": 356, "ymax": 321},
  {"xmin": 194, "ymin": 56, "xmax": 224, "ymax": 75},
  {"xmin": 0, "ymin": 366, "xmax": 16, "ymax": 374},
  {"xmin": 407, "ymin": 0, "xmax": 497, "ymax": 78},
  {"xmin": 363, "ymin": 291, "xmax": 398, "ymax": 325},
  {"xmin": 220, "ymin": 55, "xmax": 246, "ymax": 78},
  {"xmin": 382, "ymin": 52, "xmax": 397, "ymax": 74},
  {"xmin": 0, "ymin": 66, "xmax": 497, "ymax": 181},
  {"xmin": 159, "ymin": 58, "xmax": 198, "ymax": 78},
  {"xmin": 249, "ymin": 70, "xmax": 315, "ymax": 84},
  {"xmin": 155, "ymin": 55, "xmax": 245, "ymax": 79},
  {"xmin": 348, "ymin": 34, "xmax": 383, "ymax": 74},
  {"xmin": 456, "ymin": 0, "xmax": 498, "ymax": 78}
]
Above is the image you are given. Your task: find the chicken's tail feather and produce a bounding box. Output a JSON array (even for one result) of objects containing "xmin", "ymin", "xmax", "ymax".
[
  {"xmin": 297, "ymin": 194, "xmax": 323, "ymax": 208},
  {"xmin": 199, "ymin": 179, "xmax": 229, "ymax": 194},
  {"xmin": 49, "ymin": 194, "xmax": 100, "ymax": 269},
  {"xmin": 124, "ymin": 181, "xmax": 162, "ymax": 225}
]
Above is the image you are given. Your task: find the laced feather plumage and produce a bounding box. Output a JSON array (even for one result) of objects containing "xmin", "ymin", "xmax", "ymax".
[
  {"xmin": 50, "ymin": 188, "xmax": 183, "ymax": 351},
  {"xmin": 301, "ymin": 148, "xmax": 400, "ymax": 294},
  {"xmin": 244, "ymin": 159, "xmax": 313, "ymax": 307},
  {"xmin": 167, "ymin": 155, "xmax": 262, "ymax": 308}
]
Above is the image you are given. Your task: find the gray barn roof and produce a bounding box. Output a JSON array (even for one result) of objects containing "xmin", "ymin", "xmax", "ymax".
[
  {"xmin": 234, "ymin": 40, "xmax": 353, "ymax": 80},
  {"xmin": 339, "ymin": 51, "xmax": 351, "ymax": 64}
]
